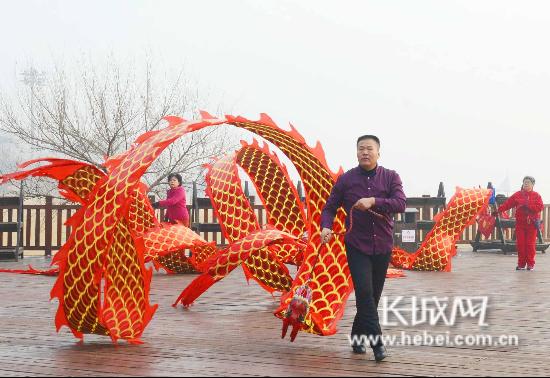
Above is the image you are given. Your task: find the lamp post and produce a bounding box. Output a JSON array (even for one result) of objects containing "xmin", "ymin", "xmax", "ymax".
[
  {"xmin": 20, "ymin": 67, "xmax": 45, "ymax": 128},
  {"xmin": 20, "ymin": 67, "xmax": 46, "ymax": 256}
]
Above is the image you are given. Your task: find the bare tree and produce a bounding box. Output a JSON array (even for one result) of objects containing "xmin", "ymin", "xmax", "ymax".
[{"xmin": 0, "ymin": 57, "xmax": 236, "ymax": 200}]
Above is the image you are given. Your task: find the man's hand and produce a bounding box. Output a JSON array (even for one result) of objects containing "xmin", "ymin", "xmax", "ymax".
[
  {"xmin": 354, "ymin": 197, "xmax": 376, "ymax": 211},
  {"xmin": 321, "ymin": 228, "xmax": 333, "ymax": 244}
]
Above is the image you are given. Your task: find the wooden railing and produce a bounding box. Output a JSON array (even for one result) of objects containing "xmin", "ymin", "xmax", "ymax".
[{"xmin": 2, "ymin": 196, "xmax": 550, "ymax": 256}]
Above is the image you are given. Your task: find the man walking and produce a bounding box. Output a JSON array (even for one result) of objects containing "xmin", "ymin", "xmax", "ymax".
[{"xmin": 321, "ymin": 135, "xmax": 406, "ymax": 361}]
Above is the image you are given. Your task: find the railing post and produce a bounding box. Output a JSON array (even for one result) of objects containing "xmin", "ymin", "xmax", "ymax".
[
  {"xmin": 244, "ymin": 180, "xmax": 250, "ymax": 198},
  {"xmin": 45, "ymin": 196, "xmax": 53, "ymax": 257},
  {"xmin": 192, "ymin": 181, "xmax": 199, "ymax": 224},
  {"xmin": 297, "ymin": 181, "xmax": 305, "ymax": 202},
  {"xmin": 18, "ymin": 184, "xmax": 24, "ymax": 259},
  {"xmin": 437, "ymin": 182, "xmax": 445, "ymax": 198},
  {"xmin": 421, "ymin": 195, "xmax": 430, "ymax": 221},
  {"xmin": 244, "ymin": 181, "xmax": 255, "ymax": 205}
]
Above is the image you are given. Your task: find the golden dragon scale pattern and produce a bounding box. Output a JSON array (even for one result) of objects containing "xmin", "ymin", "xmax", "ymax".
[
  {"xmin": 0, "ymin": 158, "xmax": 205, "ymax": 276},
  {"xmin": 0, "ymin": 113, "xmax": 412, "ymax": 343},
  {"xmin": 49, "ymin": 117, "xmax": 222, "ymax": 341},
  {"xmin": 0, "ymin": 152, "xmax": 217, "ymax": 342},
  {"xmin": 125, "ymin": 184, "xmax": 211, "ymax": 274},
  {"xmin": 236, "ymin": 140, "xmax": 307, "ymax": 266},
  {"xmin": 219, "ymin": 114, "xmax": 350, "ymax": 336},
  {"xmin": 184, "ymin": 152, "xmax": 295, "ymax": 297},
  {"xmin": 137, "ymin": 220, "xmax": 216, "ymax": 274},
  {"xmin": 391, "ymin": 187, "xmax": 491, "ymax": 272},
  {"xmin": 174, "ymin": 228, "xmax": 299, "ymax": 306},
  {"xmin": 0, "ymin": 158, "xmax": 105, "ymax": 204},
  {"xmin": 141, "ymin": 222, "xmax": 207, "ymax": 259}
]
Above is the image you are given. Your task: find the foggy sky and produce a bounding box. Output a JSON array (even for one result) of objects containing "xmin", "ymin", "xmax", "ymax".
[{"xmin": 1, "ymin": 0, "xmax": 549, "ymax": 199}]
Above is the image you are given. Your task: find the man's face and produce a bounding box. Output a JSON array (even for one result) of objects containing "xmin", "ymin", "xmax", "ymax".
[
  {"xmin": 523, "ymin": 180, "xmax": 534, "ymax": 192},
  {"xmin": 357, "ymin": 139, "xmax": 380, "ymax": 170},
  {"xmin": 169, "ymin": 177, "xmax": 180, "ymax": 189}
]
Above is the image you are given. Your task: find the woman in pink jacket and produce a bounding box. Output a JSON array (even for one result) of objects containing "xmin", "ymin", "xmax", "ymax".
[
  {"xmin": 497, "ymin": 176, "xmax": 543, "ymax": 271},
  {"xmin": 152, "ymin": 173, "xmax": 190, "ymax": 226}
]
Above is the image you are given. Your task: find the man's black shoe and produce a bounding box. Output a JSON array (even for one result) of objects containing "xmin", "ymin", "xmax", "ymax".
[
  {"xmin": 373, "ymin": 345, "xmax": 387, "ymax": 362},
  {"xmin": 352, "ymin": 344, "xmax": 367, "ymax": 354}
]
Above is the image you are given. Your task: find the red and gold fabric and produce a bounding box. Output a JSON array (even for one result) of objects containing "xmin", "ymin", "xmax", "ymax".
[{"xmin": 391, "ymin": 187, "xmax": 491, "ymax": 272}]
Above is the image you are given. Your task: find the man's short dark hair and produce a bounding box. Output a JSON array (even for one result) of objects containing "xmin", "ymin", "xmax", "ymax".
[
  {"xmin": 357, "ymin": 135, "xmax": 380, "ymax": 148},
  {"xmin": 168, "ymin": 173, "xmax": 183, "ymax": 186}
]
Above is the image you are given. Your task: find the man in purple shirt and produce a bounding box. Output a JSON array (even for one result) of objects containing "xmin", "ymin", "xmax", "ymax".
[{"xmin": 321, "ymin": 135, "xmax": 406, "ymax": 361}]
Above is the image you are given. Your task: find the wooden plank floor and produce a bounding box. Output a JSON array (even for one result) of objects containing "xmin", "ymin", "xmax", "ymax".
[{"xmin": 0, "ymin": 246, "xmax": 549, "ymax": 377}]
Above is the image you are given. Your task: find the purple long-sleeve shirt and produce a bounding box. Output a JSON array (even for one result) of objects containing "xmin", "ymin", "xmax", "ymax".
[
  {"xmin": 321, "ymin": 165, "xmax": 406, "ymax": 255},
  {"xmin": 159, "ymin": 186, "xmax": 189, "ymax": 224}
]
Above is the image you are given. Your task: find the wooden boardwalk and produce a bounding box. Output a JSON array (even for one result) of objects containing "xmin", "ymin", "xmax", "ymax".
[{"xmin": 0, "ymin": 247, "xmax": 549, "ymax": 377}]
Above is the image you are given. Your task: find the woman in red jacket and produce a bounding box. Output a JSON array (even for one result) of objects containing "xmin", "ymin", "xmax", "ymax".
[
  {"xmin": 497, "ymin": 176, "xmax": 543, "ymax": 271},
  {"xmin": 152, "ymin": 173, "xmax": 190, "ymax": 226}
]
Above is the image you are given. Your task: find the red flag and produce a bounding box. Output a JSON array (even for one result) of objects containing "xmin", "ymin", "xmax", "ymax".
[{"xmin": 478, "ymin": 213, "xmax": 496, "ymax": 238}]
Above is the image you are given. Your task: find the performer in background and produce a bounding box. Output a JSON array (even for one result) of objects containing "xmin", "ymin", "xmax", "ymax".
[
  {"xmin": 496, "ymin": 176, "xmax": 543, "ymax": 271},
  {"xmin": 320, "ymin": 135, "xmax": 406, "ymax": 361},
  {"xmin": 152, "ymin": 173, "xmax": 190, "ymax": 227}
]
